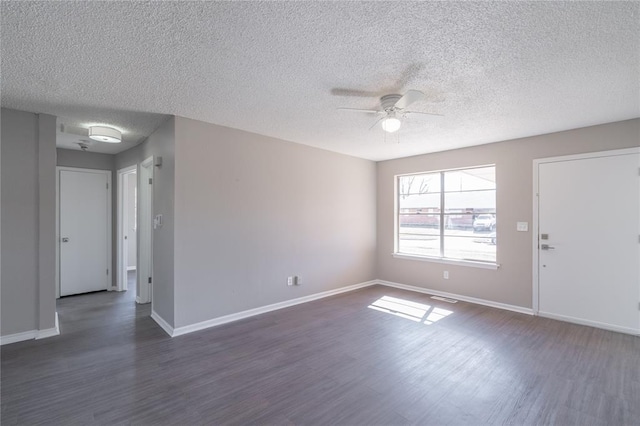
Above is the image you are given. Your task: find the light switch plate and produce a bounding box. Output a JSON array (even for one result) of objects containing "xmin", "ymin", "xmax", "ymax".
[
  {"xmin": 154, "ymin": 214, "xmax": 163, "ymax": 229},
  {"xmin": 516, "ymin": 222, "xmax": 528, "ymax": 232}
]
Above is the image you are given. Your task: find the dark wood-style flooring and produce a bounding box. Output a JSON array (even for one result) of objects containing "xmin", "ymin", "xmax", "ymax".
[{"xmin": 1, "ymin": 283, "xmax": 639, "ymax": 425}]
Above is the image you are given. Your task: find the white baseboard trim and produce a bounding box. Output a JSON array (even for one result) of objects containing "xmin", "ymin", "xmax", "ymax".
[
  {"xmin": 151, "ymin": 310, "xmax": 175, "ymax": 337},
  {"xmin": 136, "ymin": 296, "xmax": 142, "ymax": 304},
  {"xmin": 171, "ymin": 280, "xmax": 378, "ymax": 337},
  {"xmin": 127, "ymin": 266, "xmax": 137, "ymax": 271},
  {"xmin": 537, "ymin": 311, "xmax": 639, "ymax": 336},
  {"xmin": 37, "ymin": 312, "xmax": 60, "ymax": 339},
  {"xmin": 0, "ymin": 330, "xmax": 38, "ymax": 345},
  {"xmin": 1, "ymin": 313, "xmax": 60, "ymax": 345},
  {"xmin": 376, "ymin": 280, "xmax": 534, "ymax": 316},
  {"xmin": 157, "ymin": 278, "xmax": 534, "ymax": 339}
]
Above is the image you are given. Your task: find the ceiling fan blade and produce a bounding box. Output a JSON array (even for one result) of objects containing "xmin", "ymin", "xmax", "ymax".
[
  {"xmin": 395, "ymin": 90, "xmax": 427, "ymax": 110},
  {"xmin": 337, "ymin": 107, "xmax": 383, "ymax": 114},
  {"xmin": 368, "ymin": 116, "xmax": 385, "ymax": 131},
  {"xmin": 404, "ymin": 111, "xmax": 444, "ymax": 117},
  {"xmin": 331, "ymin": 88, "xmax": 381, "ymax": 97}
]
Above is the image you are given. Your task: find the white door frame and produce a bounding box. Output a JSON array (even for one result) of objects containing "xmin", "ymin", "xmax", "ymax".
[
  {"xmin": 117, "ymin": 165, "xmax": 137, "ymax": 292},
  {"xmin": 56, "ymin": 166, "xmax": 113, "ymax": 298},
  {"xmin": 532, "ymin": 147, "xmax": 640, "ymax": 316},
  {"xmin": 137, "ymin": 157, "xmax": 154, "ymax": 305}
]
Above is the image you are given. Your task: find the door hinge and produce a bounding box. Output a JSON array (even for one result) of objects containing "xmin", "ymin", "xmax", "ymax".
[
  {"xmin": 148, "ymin": 178, "xmax": 153, "ymax": 184},
  {"xmin": 148, "ymin": 277, "xmax": 152, "ymax": 284},
  {"xmin": 106, "ymin": 269, "xmax": 109, "ymax": 275},
  {"xmin": 106, "ymin": 182, "xmax": 109, "ymax": 189}
]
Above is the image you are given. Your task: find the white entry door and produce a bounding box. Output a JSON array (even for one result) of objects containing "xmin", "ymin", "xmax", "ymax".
[
  {"xmin": 59, "ymin": 168, "xmax": 111, "ymax": 296},
  {"xmin": 536, "ymin": 149, "xmax": 639, "ymax": 334}
]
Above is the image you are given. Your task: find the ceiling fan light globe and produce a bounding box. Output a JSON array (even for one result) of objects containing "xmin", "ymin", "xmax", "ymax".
[{"xmin": 381, "ymin": 117, "xmax": 401, "ymax": 133}]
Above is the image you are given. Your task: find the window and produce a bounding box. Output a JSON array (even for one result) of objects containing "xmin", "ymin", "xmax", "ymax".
[{"xmin": 396, "ymin": 166, "xmax": 496, "ymax": 264}]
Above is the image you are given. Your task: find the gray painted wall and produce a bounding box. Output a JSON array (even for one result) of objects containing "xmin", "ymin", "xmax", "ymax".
[
  {"xmin": 37, "ymin": 114, "xmax": 57, "ymax": 330},
  {"xmin": 1, "ymin": 109, "xmax": 39, "ymax": 335},
  {"xmin": 4, "ymin": 104, "xmax": 635, "ymax": 338},
  {"xmin": 1, "ymin": 108, "xmax": 57, "ymax": 336},
  {"xmin": 173, "ymin": 117, "xmax": 377, "ymax": 328},
  {"xmin": 377, "ymin": 118, "xmax": 640, "ymax": 309},
  {"xmin": 57, "ymin": 149, "xmax": 115, "ymax": 171},
  {"xmin": 115, "ymin": 117, "xmax": 175, "ymax": 326}
]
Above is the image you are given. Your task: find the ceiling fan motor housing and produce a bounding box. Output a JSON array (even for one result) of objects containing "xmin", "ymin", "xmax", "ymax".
[{"xmin": 381, "ymin": 94, "xmax": 402, "ymax": 111}]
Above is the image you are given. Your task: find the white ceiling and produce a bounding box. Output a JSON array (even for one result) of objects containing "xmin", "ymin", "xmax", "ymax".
[{"xmin": 1, "ymin": 2, "xmax": 638, "ymax": 160}]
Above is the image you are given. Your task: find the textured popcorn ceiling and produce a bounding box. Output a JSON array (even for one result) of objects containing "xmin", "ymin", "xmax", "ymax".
[{"xmin": 1, "ymin": 1, "xmax": 638, "ymax": 159}]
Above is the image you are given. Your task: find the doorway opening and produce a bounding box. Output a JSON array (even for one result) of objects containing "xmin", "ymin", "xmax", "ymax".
[{"xmin": 117, "ymin": 165, "xmax": 137, "ymax": 299}]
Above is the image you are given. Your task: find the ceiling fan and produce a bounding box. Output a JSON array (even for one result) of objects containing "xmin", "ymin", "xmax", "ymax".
[{"xmin": 337, "ymin": 90, "xmax": 442, "ymax": 133}]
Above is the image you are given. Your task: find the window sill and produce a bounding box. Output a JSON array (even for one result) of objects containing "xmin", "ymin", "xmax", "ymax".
[{"xmin": 392, "ymin": 253, "xmax": 500, "ymax": 270}]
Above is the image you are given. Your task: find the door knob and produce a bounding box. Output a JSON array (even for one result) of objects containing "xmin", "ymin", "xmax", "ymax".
[
  {"xmin": 540, "ymin": 244, "xmax": 555, "ymax": 250},
  {"xmin": 62, "ymin": 237, "xmax": 70, "ymax": 243}
]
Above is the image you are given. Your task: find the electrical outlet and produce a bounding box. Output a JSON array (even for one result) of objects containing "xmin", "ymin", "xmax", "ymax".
[
  {"xmin": 287, "ymin": 276, "xmax": 294, "ymax": 286},
  {"xmin": 443, "ymin": 271, "xmax": 449, "ymax": 279}
]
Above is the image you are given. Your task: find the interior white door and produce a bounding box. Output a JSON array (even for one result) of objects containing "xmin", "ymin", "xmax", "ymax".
[
  {"xmin": 537, "ymin": 151, "xmax": 639, "ymax": 334},
  {"xmin": 60, "ymin": 169, "xmax": 110, "ymax": 296}
]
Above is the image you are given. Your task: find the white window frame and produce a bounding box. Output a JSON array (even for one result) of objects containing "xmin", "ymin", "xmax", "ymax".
[{"xmin": 393, "ymin": 165, "xmax": 499, "ymax": 270}]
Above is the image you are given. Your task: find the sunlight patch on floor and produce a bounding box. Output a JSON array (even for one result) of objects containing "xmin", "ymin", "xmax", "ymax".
[
  {"xmin": 368, "ymin": 296, "xmax": 454, "ymax": 325},
  {"xmin": 424, "ymin": 307, "xmax": 453, "ymax": 324}
]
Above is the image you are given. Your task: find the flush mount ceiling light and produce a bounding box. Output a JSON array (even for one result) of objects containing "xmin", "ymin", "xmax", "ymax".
[{"xmin": 88, "ymin": 126, "xmax": 121, "ymax": 143}]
